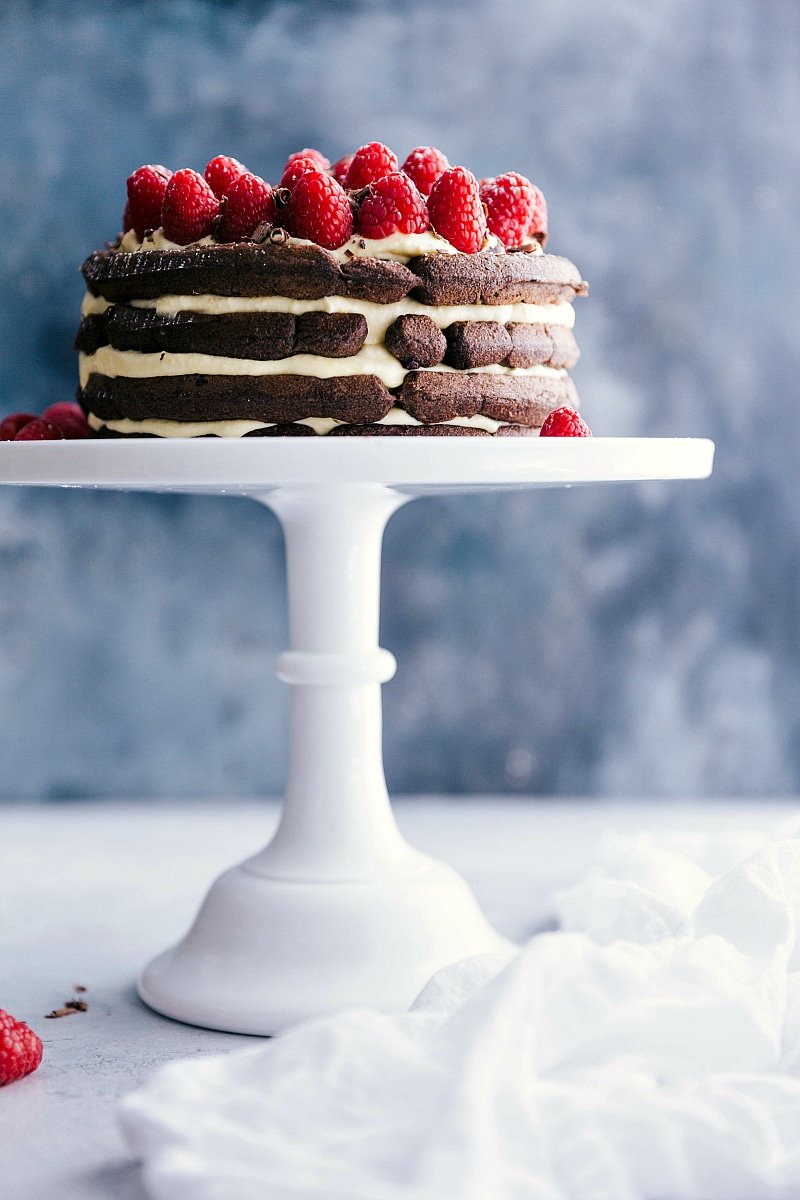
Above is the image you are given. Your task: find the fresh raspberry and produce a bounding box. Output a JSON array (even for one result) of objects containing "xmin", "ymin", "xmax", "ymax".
[
  {"xmin": 218, "ymin": 173, "xmax": 276, "ymax": 242},
  {"xmin": 125, "ymin": 164, "xmax": 172, "ymax": 240},
  {"xmin": 357, "ymin": 172, "xmax": 429, "ymax": 239},
  {"xmin": 285, "ymin": 170, "xmax": 353, "ymax": 250},
  {"xmin": 401, "ymin": 146, "xmax": 450, "ymax": 196},
  {"xmin": 480, "ymin": 172, "xmax": 548, "ymax": 248},
  {"xmin": 283, "ymin": 148, "xmax": 330, "ymax": 174},
  {"xmin": 161, "ymin": 169, "xmax": 220, "ymax": 244},
  {"xmin": 345, "ymin": 142, "xmax": 399, "ymax": 190},
  {"xmin": 0, "ymin": 413, "xmax": 38, "ymax": 440},
  {"xmin": 427, "ymin": 166, "xmax": 487, "ymax": 253},
  {"xmin": 527, "ymin": 186, "xmax": 548, "ymax": 244},
  {"xmin": 41, "ymin": 403, "xmax": 92, "ymax": 439},
  {"xmin": 14, "ymin": 419, "xmax": 65, "ymax": 441},
  {"xmin": 0, "ymin": 1009, "xmax": 43, "ymax": 1086},
  {"xmin": 539, "ymin": 407, "xmax": 592, "ymax": 437},
  {"xmin": 204, "ymin": 155, "xmax": 246, "ymax": 199},
  {"xmin": 279, "ymin": 154, "xmax": 322, "ymax": 192},
  {"xmin": 330, "ymin": 154, "xmax": 354, "ymax": 186}
]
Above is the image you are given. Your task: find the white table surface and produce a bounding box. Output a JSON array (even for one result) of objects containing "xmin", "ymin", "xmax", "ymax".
[{"xmin": 1, "ymin": 796, "xmax": 794, "ymax": 1200}]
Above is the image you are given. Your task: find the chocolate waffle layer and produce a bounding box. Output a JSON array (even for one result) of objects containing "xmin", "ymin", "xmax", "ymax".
[
  {"xmin": 80, "ymin": 370, "xmax": 576, "ymax": 427},
  {"xmin": 444, "ymin": 321, "xmax": 578, "ymax": 370},
  {"xmin": 410, "ymin": 251, "xmax": 587, "ymax": 306},
  {"xmin": 91, "ymin": 422, "xmax": 535, "ymax": 438},
  {"xmin": 399, "ymin": 371, "xmax": 578, "ymax": 424},
  {"xmin": 384, "ymin": 317, "xmax": 579, "ymax": 371},
  {"xmin": 80, "ymin": 372, "xmax": 395, "ymax": 425},
  {"xmin": 76, "ymin": 307, "xmax": 369, "ymax": 360},
  {"xmin": 327, "ymin": 423, "xmax": 536, "ymax": 437},
  {"xmin": 77, "ymin": 306, "xmax": 578, "ymax": 373},
  {"xmin": 82, "ymin": 243, "xmax": 418, "ymax": 304},
  {"xmin": 384, "ymin": 315, "xmax": 448, "ymax": 368},
  {"xmin": 92, "ymin": 422, "xmax": 316, "ymax": 438},
  {"xmin": 81, "ymin": 242, "xmax": 587, "ymax": 307}
]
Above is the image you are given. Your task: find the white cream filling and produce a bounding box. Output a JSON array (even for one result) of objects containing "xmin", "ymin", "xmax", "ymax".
[
  {"xmin": 375, "ymin": 408, "xmax": 505, "ymax": 433},
  {"xmin": 287, "ymin": 231, "xmax": 468, "ymax": 261},
  {"xmin": 116, "ymin": 228, "xmax": 509, "ymax": 263},
  {"xmin": 81, "ymin": 291, "xmax": 575, "ymax": 337},
  {"xmin": 86, "ymin": 407, "xmax": 517, "ymax": 438},
  {"xmin": 79, "ymin": 346, "xmax": 567, "ymax": 390},
  {"xmin": 86, "ymin": 412, "xmax": 343, "ymax": 438},
  {"xmin": 87, "ymin": 414, "xmax": 272, "ymax": 438},
  {"xmin": 80, "ymin": 344, "xmax": 407, "ymax": 388},
  {"xmin": 118, "ymin": 230, "xmax": 216, "ymax": 253}
]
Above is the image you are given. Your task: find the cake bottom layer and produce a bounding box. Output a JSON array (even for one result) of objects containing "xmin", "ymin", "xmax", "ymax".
[
  {"xmin": 79, "ymin": 369, "xmax": 577, "ymax": 428},
  {"xmin": 90, "ymin": 421, "xmax": 538, "ymax": 438}
]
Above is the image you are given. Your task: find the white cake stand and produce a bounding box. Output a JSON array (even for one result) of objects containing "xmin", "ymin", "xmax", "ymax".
[{"xmin": 0, "ymin": 437, "xmax": 713, "ymax": 1033}]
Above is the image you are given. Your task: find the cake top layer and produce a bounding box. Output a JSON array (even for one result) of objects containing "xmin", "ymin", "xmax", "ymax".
[
  {"xmin": 86, "ymin": 142, "xmax": 587, "ymax": 306},
  {"xmin": 109, "ymin": 142, "xmax": 554, "ymax": 258},
  {"xmin": 82, "ymin": 238, "xmax": 587, "ymax": 306}
]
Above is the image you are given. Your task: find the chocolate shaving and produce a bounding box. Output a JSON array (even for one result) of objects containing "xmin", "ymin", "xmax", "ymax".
[
  {"xmin": 211, "ymin": 206, "xmax": 226, "ymax": 239},
  {"xmin": 273, "ymin": 189, "xmax": 292, "ymax": 214}
]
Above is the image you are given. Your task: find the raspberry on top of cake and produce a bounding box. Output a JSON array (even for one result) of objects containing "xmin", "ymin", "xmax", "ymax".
[{"xmin": 76, "ymin": 142, "xmax": 588, "ymax": 439}]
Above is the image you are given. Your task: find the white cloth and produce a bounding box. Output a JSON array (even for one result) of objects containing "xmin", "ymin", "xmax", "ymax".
[{"xmin": 121, "ymin": 819, "xmax": 800, "ymax": 1200}]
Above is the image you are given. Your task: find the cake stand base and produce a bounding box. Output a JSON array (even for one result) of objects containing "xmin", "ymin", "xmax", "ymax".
[
  {"xmin": 138, "ymin": 854, "xmax": 509, "ymax": 1034},
  {"xmin": 0, "ymin": 438, "xmax": 714, "ymax": 1034}
]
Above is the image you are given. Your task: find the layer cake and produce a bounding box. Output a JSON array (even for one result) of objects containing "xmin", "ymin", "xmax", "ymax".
[{"xmin": 76, "ymin": 146, "xmax": 588, "ymax": 438}]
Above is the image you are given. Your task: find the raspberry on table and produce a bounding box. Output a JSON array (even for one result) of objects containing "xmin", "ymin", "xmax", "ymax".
[
  {"xmin": 218, "ymin": 173, "xmax": 276, "ymax": 242},
  {"xmin": 401, "ymin": 146, "xmax": 450, "ymax": 196},
  {"xmin": 203, "ymin": 155, "xmax": 246, "ymax": 199},
  {"xmin": 125, "ymin": 164, "xmax": 172, "ymax": 240},
  {"xmin": 357, "ymin": 172, "xmax": 429, "ymax": 239},
  {"xmin": 427, "ymin": 166, "xmax": 487, "ymax": 254},
  {"xmin": 539, "ymin": 407, "xmax": 592, "ymax": 437},
  {"xmin": 41, "ymin": 403, "xmax": 92, "ymax": 439},
  {"xmin": 14, "ymin": 419, "xmax": 65, "ymax": 441},
  {"xmin": 0, "ymin": 1010, "xmax": 44, "ymax": 1086},
  {"xmin": 330, "ymin": 154, "xmax": 354, "ymax": 186},
  {"xmin": 480, "ymin": 172, "xmax": 548, "ymax": 248},
  {"xmin": 0, "ymin": 413, "xmax": 38, "ymax": 440},
  {"xmin": 161, "ymin": 168, "xmax": 220, "ymax": 245},
  {"xmin": 285, "ymin": 170, "xmax": 354, "ymax": 249},
  {"xmin": 345, "ymin": 142, "xmax": 399, "ymax": 191},
  {"xmin": 283, "ymin": 147, "xmax": 330, "ymax": 174}
]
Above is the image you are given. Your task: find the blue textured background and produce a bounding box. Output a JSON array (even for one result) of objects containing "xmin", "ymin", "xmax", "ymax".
[{"xmin": 0, "ymin": 0, "xmax": 798, "ymax": 800}]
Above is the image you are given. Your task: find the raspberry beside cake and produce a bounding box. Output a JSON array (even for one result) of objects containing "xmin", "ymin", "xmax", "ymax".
[{"xmin": 76, "ymin": 145, "xmax": 588, "ymax": 438}]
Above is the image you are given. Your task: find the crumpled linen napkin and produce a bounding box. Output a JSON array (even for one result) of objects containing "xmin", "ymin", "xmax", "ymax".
[{"xmin": 121, "ymin": 819, "xmax": 800, "ymax": 1200}]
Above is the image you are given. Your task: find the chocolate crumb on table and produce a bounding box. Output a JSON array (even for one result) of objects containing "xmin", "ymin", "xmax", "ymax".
[{"xmin": 45, "ymin": 993, "xmax": 90, "ymax": 1018}]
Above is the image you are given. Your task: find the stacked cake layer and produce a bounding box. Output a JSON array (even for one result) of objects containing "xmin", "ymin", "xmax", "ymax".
[{"xmin": 77, "ymin": 236, "xmax": 587, "ymax": 438}]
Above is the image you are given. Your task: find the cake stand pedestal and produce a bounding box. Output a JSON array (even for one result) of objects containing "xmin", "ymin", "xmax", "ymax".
[{"xmin": 0, "ymin": 437, "xmax": 713, "ymax": 1033}]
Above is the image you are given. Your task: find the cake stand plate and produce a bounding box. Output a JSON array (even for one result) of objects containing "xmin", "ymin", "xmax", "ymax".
[{"xmin": 0, "ymin": 438, "xmax": 714, "ymax": 1033}]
